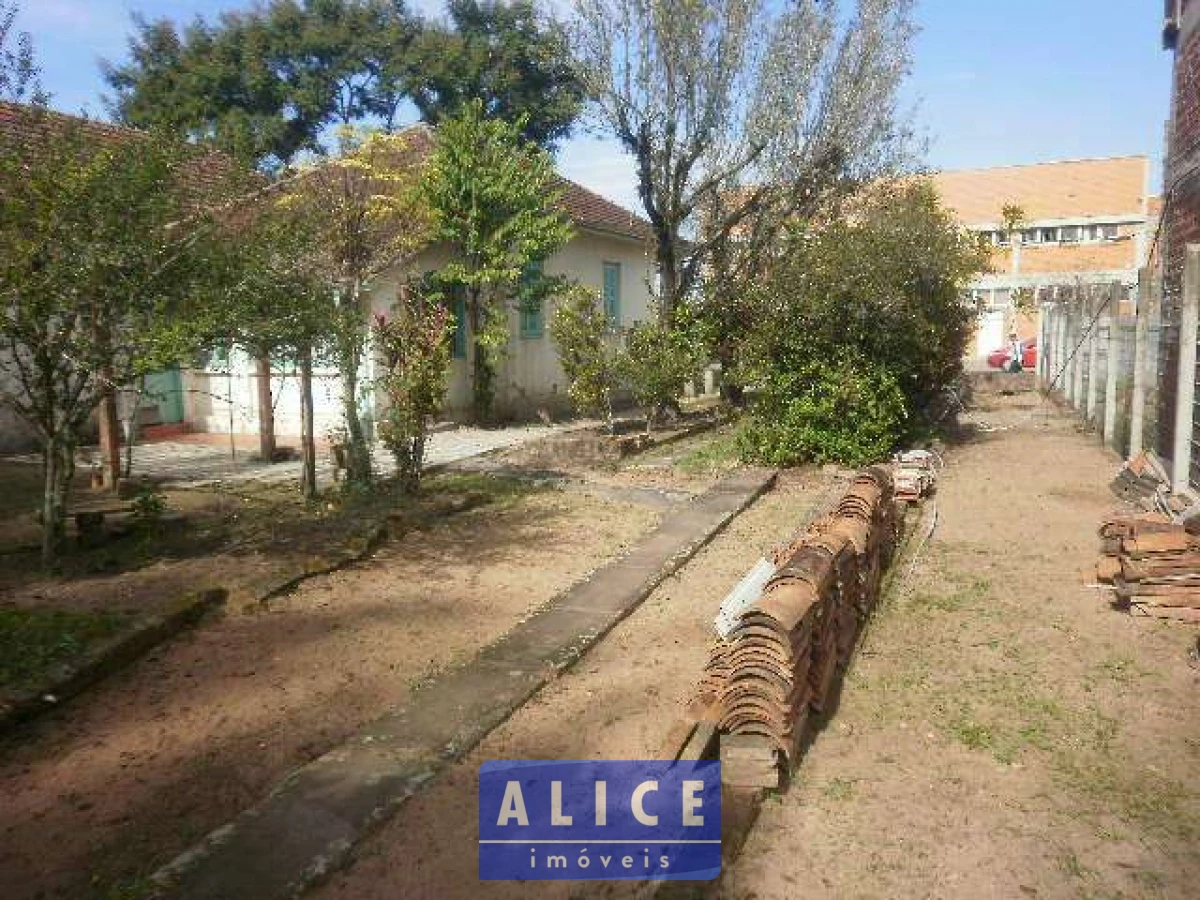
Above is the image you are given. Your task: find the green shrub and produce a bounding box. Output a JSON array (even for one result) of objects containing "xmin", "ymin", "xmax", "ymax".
[
  {"xmin": 737, "ymin": 354, "xmax": 906, "ymax": 466},
  {"xmin": 621, "ymin": 310, "xmax": 708, "ymax": 430},
  {"xmin": 549, "ymin": 285, "xmax": 622, "ymax": 428}
]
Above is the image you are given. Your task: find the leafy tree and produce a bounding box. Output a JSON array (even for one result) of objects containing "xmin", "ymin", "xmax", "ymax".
[
  {"xmin": 549, "ymin": 285, "xmax": 622, "ymax": 430},
  {"xmin": 732, "ymin": 180, "xmax": 990, "ymax": 465},
  {"xmin": 424, "ymin": 101, "xmax": 573, "ymax": 422},
  {"xmin": 373, "ymin": 285, "xmax": 453, "ymax": 493},
  {"xmin": 207, "ymin": 187, "xmax": 337, "ymax": 495},
  {"xmin": 0, "ymin": 1, "xmax": 45, "ymax": 104},
  {"xmin": 572, "ymin": 0, "xmax": 915, "ymax": 320},
  {"xmin": 277, "ymin": 127, "xmax": 431, "ymax": 485},
  {"xmin": 409, "ymin": 0, "xmax": 582, "ymax": 147},
  {"xmin": 0, "ymin": 110, "xmax": 219, "ymax": 563},
  {"xmin": 103, "ymin": 0, "xmax": 417, "ymax": 168}
]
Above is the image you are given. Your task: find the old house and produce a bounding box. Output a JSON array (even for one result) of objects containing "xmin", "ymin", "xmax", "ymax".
[{"xmin": 183, "ymin": 125, "xmax": 657, "ymax": 438}]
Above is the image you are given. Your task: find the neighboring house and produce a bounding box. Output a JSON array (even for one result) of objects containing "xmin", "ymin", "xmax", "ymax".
[
  {"xmin": 932, "ymin": 157, "xmax": 1157, "ymax": 361},
  {"xmin": 184, "ymin": 125, "xmax": 657, "ymax": 437}
]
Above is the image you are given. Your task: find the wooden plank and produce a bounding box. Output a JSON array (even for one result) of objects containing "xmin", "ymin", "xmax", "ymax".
[{"xmin": 1130, "ymin": 604, "xmax": 1200, "ymax": 622}]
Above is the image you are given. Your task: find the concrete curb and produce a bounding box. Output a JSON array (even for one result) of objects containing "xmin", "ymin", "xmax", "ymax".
[
  {"xmin": 0, "ymin": 588, "xmax": 227, "ymax": 737},
  {"xmin": 148, "ymin": 467, "xmax": 778, "ymax": 900}
]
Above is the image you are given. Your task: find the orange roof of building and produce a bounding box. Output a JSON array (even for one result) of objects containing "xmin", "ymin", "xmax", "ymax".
[{"xmin": 931, "ymin": 156, "xmax": 1150, "ymax": 225}]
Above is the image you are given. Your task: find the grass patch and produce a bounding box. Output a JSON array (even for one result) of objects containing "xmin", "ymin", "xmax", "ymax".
[
  {"xmin": 0, "ymin": 606, "xmax": 129, "ymax": 691},
  {"xmin": 821, "ymin": 777, "xmax": 859, "ymax": 801},
  {"xmin": 673, "ymin": 428, "xmax": 743, "ymax": 475}
]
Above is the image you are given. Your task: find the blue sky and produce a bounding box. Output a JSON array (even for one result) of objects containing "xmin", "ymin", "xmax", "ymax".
[{"xmin": 14, "ymin": 0, "xmax": 1174, "ymax": 211}]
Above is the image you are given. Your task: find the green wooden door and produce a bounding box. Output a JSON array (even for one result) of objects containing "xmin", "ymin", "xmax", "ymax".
[{"xmin": 144, "ymin": 368, "xmax": 185, "ymax": 424}]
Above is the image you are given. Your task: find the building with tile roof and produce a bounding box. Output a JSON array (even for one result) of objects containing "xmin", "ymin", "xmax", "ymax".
[{"xmin": 931, "ymin": 156, "xmax": 1157, "ymax": 361}]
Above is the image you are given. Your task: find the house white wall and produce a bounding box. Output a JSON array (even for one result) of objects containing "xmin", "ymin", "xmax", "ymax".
[
  {"xmin": 181, "ymin": 226, "xmax": 656, "ymax": 437},
  {"xmin": 370, "ymin": 227, "xmax": 655, "ymax": 421}
]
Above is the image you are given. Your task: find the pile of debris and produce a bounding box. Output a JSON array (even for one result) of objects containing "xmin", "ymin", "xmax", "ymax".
[
  {"xmin": 1096, "ymin": 512, "xmax": 1200, "ymax": 623},
  {"xmin": 701, "ymin": 468, "xmax": 898, "ymax": 788},
  {"xmin": 892, "ymin": 449, "xmax": 940, "ymax": 503},
  {"xmin": 1110, "ymin": 450, "xmax": 1194, "ymax": 516}
]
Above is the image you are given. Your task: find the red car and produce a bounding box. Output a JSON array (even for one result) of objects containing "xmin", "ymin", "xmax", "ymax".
[{"xmin": 987, "ymin": 338, "xmax": 1037, "ymax": 371}]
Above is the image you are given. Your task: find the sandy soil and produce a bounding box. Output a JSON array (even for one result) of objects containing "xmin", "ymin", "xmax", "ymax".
[
  {"xmin": 305, "ymin": 469, "xmax": 835, "ymax": 900},
  {"xmin": 0, "ymin": 488, "xmax": 659, "ymax": 900},
  {"xmin": 724, "ymin": 393, "xmax": 1200, "ymax": 900}
]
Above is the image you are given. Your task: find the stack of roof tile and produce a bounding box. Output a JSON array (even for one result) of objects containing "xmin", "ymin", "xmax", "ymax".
[
  {"xmin": 708, "ymin": 468, "xmax": 896, "ymax": 787},
  {"xmin": 1096, "ymin": 512, "xmax": 1200, "ymax": 623}
]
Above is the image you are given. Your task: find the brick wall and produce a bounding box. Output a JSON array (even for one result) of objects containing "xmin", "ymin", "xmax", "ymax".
[{"xmin": 1165, "ymin": 8, "xmax": 1200, "ymax": 292}]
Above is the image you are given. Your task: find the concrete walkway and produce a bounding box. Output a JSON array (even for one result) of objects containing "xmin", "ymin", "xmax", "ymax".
[
  {"xmin": 1, "ymin": 422, "xmax": 585, "ymax": 489},
  {"xmin": 150, "ymin": 466, "xmax": 777, "ymax": 900}
]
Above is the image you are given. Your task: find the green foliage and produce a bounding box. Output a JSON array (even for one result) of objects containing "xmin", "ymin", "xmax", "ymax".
[
  {"xmin": 424, "ymin": 100, "xmax": 573, "ymax": 421},
  {"xmin": 277, "ymin": 126, "xmax": 432, "ymax": 484},
  {"xmin": 0, "ymin": 107, "xmax": 224, "ymax": 562},
  {"xmin": 1, "ymin": 2, "xmax": 46, "ymax": 104},
  {"xmin": 621, "ymin": 310, "xmax": 708, "ymax": 430},
  {"xmin": 0, "ymin": 607, "xmax": 126, "ymax": 690},
  {"xmin": 728, "ymin": 180, "xmax": 990, "ymax": 433},
  {"xmin": 736, "ymin": 353, "xmax": 907, "ymax": 467},
  {"xmin": 103, "ymin": 1, "xmax": 416, "ymax": 169},
  {"xmin": 374, "ymin": 286, "xmax": 454, "ymax": 494},
  {"xmin": 130, "ymin": 482, "xmax": 167, "ymax": 526},
  {"xmin": 408, "ymin": 0, "xmax": 582, "ymax": 148},
  {"xmin": 549, "ymin": 286, "xmax": 621, "ymax": 426}
]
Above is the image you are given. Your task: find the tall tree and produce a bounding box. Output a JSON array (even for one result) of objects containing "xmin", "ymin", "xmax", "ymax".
[
  {"xmin": 572, "ymin": 0, "xmax": 916, "ymax": 320},
  {"xmin": 409, "ymin": 0, "xmax": 582, "ymax": 147},
  {"xmin": 0, "ymin": 110, "xmax": 220, "ymax": 562},
  {"xmin": 424, "ymin": 102, "xmax": 573, "ymax": 422},
  {"xmin": 103, "ymin": 0, "xmax": 418, "ymax": 168},
  {"xmin": 278, "ymin": 128, "xmax": 431, "ymax": 485},
  {"xmin": 0, "ymin": 1, "xmax": 46, "ymax": 104}
]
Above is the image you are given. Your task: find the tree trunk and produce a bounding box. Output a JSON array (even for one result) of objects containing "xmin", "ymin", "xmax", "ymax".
[
  {"xmin": 97, "ymin": 379, "xmax": 121, "ymax": 493},
  {"xmin": 299, "ymin": 346, "xmax": 317, "ymax": 500},
  {"xmin": 122, "ymin": 375, "xmax": 145, "ymax": 478},
  {"xmin": 655, "ymin": 229, "xmax": 681, "ymax": 325},
  {"xmin": 41, "ymin": 434, "xmax": 75, "ymax": 566},
  {"xmin": 255, "ymin": 352, "xmax": 276, "ymax": 462},
  {"xmin": 339, "ymin": 343, "xmax": 372, "ymax": 485},
  {"xmin": 469, "ymin": 292, "xmax": 494, "ymax": 424}
]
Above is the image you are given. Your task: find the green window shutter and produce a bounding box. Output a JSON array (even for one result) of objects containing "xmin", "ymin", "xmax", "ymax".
[
  {"xmin": 519, "ymin": 260, "xmax": 544, "ymax": 339},
  {"xmin": 602, "ymin": 261, "xmax": 621, "ymax": 324}
]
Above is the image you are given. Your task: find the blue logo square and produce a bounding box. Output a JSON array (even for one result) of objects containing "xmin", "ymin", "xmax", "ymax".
[{"xmin": 479, "ymin": 760, "xmax": 721, "ymax": 880}]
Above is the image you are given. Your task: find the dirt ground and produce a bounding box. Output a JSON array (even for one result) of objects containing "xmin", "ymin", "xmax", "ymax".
[
  {"xmin": 725, "ymin": 393, "xmax": 1200, "ymax": 900},
  {"xmin": 0, "ymin": 483, "xmax": 660, "ymax": 899},
  {"xmin": 305, "ymin": 468, "xmax": 838, "ymax": 900}
]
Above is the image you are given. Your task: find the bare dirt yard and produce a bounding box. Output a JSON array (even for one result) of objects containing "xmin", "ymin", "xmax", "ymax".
[
  {"xmin": 725, "ymin": 392, "xmax": 1200, "ymax": 900},
  {"xmin": 0, "ymin": 469, "xmax": 661, "ymax": 899},
  {"xmin": 305, "ymin": 467, "xmax": 839, "ymax": 900}
]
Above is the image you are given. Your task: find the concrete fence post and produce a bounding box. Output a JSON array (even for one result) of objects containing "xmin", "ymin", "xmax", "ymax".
[
  {"xmin": 1060, "ymin": 297, "xmax": 1070, "ymax": 393},
  {"xmin": 1086, "ymin": 287, "xmax": 1102, "ymax": 424},
  {"xmin": 1171, "ymin": 246, "xmax": 1200, "ymax": 492},
  {"xmin": 1036, "ymin": 303, "xmax": 1048, "ymax": 387},
  {"xmin": 1103, "ymin": 284, "xmax": 1121, "ymax": 449},
  {"xmin": 1130, "ymin": 268, "xmax": 1151, "ymax": 456},
  {"xmin": 1080, "ymin": 296, "xmax": 1089, "ymax": 408}
]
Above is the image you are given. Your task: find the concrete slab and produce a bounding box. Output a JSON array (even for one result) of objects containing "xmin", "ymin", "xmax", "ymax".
[{"xmin": 150, "ymin": 467, "xmax": 776, "ymax": 900}]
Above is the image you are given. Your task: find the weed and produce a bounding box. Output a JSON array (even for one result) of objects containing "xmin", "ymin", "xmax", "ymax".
[
  {"xmin": 0, "ymin": 607, "xmax": 127, "ymax": 689},
  {"xmin": 822, "ymin": 777, "xmax": 858, "ymax": 801}
]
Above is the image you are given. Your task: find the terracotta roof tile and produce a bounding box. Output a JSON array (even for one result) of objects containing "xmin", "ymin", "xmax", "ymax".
[{"xmin": 931, "ymin": 156, "xmax": 1150, "ymax": 224}]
